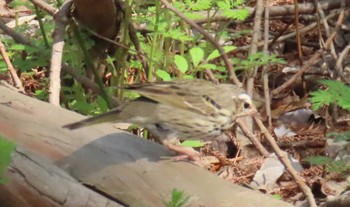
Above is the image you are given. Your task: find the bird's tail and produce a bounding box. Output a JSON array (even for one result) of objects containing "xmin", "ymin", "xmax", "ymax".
[{"xmin": 63, "ymin": 108, "xmax": 122, "ymax": 130}]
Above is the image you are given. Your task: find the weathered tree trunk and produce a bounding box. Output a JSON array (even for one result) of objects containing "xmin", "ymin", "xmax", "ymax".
[{"xmin": 0, "ymin": 85, "xmax": 294, "ymax": 207}]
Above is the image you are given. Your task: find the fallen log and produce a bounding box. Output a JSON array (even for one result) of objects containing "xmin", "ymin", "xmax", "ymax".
[{"xmin": 0, "ymin": 85, "xmax": 294, "ymax": 207}]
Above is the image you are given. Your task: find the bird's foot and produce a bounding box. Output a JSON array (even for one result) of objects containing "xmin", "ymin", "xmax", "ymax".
[{"xmin": 162, "ymin": 140, "xmax": 210, "ymax": 167}]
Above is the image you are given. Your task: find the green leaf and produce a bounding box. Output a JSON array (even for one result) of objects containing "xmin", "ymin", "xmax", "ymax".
[
  {"xmin": 197, "ymin": 63, "xmax": 217, "ymax": 70},
  {"xmin": 0, "ymin": 136, "xmax": 16, "ymax": 184},
  {"xmin": 183, "ymin": 75, "xmax": 194, "ymax": 79},
  {"xmin": 181, "ymin": 140, "xmax": 206, "ymax": 147},
  {"xmin": 185, "ymin": 12, "xmax": 203, "ymax": 20},
  {"xmin": 223, "ymin": 8, "xmax": 250, "ymax": 21},
  {"xmin": 310, "ymin": 80, "xmax": 350, "ymax": 110},
  {"xmin": 327, "ymin": 130, "xmax": 350, "ymax": 142},
  {"xmin": 207, "ymin": 46, "xmax": 236, "ymax": 61},
  {"xmin": 163, "ymin": 28, "xmax": 192, "ymax": 42},
  {"xmin": 326, "ymin": 160, "xmax": 350, "ymax": 173},
  {"xmin": 272, "ymin": 194, "xmax": 282, "ymax": 200},
  {"xmin": 304, "ymin": 156, "xmax": 331, "ymax": 165},
  {"xmin": 217, "ymin": 1, "xmax": 230, "ymax": 10},
  {"xmin": 189, "ymin": 0, "xmax": 212, "ymax": 10},
  {"xmin": 35, "ymin": 89, "xmax": 49, "ymax": 101},
  {"xmin": 174, "ymin": 55, "xmax": 188, "ymax": 73},
  {"xmin": 95, "ymin": 96, "xmax": 108, "ymax": 113},
  {"xmin": 163, "ymin": 189, "xmax": 190, "ymax": 207},
  {"xmin": 156, "ymin": 69, "xmax": 172, "ymax": 81},
  {"xmin": 10, "ymin": 44, "xmax": 26, "ymax": 50},
  {"xmin": 190, "ymin": 47, "xmax": 204, "ymax": 67}
]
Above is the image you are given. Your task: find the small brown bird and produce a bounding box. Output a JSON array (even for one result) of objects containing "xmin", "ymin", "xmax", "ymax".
[{"xmin": 63, "ymin": 79, "xmax": 257, "ymax": 161}]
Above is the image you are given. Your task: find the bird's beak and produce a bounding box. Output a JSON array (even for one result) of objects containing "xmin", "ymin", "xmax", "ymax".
[
  {"xmin": 252, "ymin": 111, "xmax": 262, "ymax": 120},
  {"xmin": 236, "ymin": 104, "xmax": 259, "ymax": 119},
  {"xmin": 249, "ymin": 105, "xmax": 262, "ymax": 119}
]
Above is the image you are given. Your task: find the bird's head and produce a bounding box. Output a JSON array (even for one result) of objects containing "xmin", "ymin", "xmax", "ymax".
[{"xmin": 233, "ymin": 93, "xmax": 258, "ymax": 119}]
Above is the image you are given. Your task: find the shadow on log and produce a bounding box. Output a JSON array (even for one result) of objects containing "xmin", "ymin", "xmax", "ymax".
[{"xmin": 0, "ymin": 85, "xmax": 294, "ymax": 207}]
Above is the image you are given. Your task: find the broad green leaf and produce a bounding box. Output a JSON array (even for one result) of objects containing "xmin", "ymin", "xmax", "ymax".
[
  {"xmin": 198, "ymin": 63, "xmax": 217, "ymax": 70},
  {"xmin": 156, "ymin": 69, "xmax": 172, "ymax": 81},
  {"xmin": 190, "ymin": 47, "xmax": 204, "ymax": 67},
  {"xmin": 10, "ymin": 44, "xmax": 26, "ymax": 50},
  {"xmin": 0, "ymin": 136, "xmax": 16, "ymax": 184},
  {"xmin": 183, "ymin": 75, "xmax": 194, "ymax": 79},
  {"xmin": 273, "ymin": 194, "xmax": 282, "ymax": 200},
  {"xmin": 96, "ymin": 96, "xmax": 108, "ymax": 113},
  {"xmin": 174, "ymin": 55, "xmax": 188, "ymax": 73},
  {"xmin": 181, "ymin": 140, "xmax": 206, "ymax": 147},
  {"xmin": 207, "ymin": 46, "xmax": 236, "ymax": 61}
]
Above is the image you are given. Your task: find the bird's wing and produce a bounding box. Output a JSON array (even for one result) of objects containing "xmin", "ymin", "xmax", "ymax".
[{"xmin": 124, "ymin": 79, "xmax": 233, "ymax": 115}]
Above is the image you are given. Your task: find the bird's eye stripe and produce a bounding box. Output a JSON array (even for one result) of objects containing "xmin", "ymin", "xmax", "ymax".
[
  {"xmin": 238, "ymin": 93, "xmax": 252, "ymax": 101},
  {"xmin": 202, "ymin": 95, "xmax": 222, "ymax": 110}
]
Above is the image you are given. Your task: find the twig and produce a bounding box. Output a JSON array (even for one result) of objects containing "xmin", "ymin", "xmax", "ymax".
[
  {"xmin": 49, "ymin": 0, "xmax": 72, "ymax": 106},
  {"xmin": 272, "ymin": 51, "xmax": 322, "ymax": 95},
  {"xmin": 238, "ymin": 0, "xmax": 263, "ymax": 167},
  {"xmin": 332, "ymin": 9, "xmax": 350, "ymax": 84},
  {"xmin": 192, "ymin": 0, "xmax": 348, "ymax": 24},
  {"xmin": 236, "ymin": 119, "xmax": 269, "ymax": 157},
  {"xmin": 28, "ymin": 0, "xmax": 56, "ymax": 15},
  {"xmin": 0, "ymin": 13, "xmax": 102, "ymax": 96},
  {"xmin": 293, "ymin": 0, "xmax": 303, "ymax": 66},
  {"xmin": 235, "ymin": 11, "xmax": 339, "ymax": 52},
  {"xmin": 262, "ymin": 0, "xmax": 272, "ymax": 127},
  {"xmin": 246, "ymin": 0, "xmax": 263, "ymax": 94},
  {"xmin": 335, "ymin": 44, "xmax": 350, "ymax": 84},
  {"xmin": 34, "ymin": 5, "xmax": 50, "ymax": 48},
  {"xmin": 61, "ymin": 64, "xmax": 101, "ymax": 94},
  {"xmin": 128, "ymin": 23, "xmax": 150, "ymax": 76},
  {"xmin": 73, "ymin": 26, "xmax": 115, "ymax": 108},
  {"xmin": 0, "ymin": 19, "xmax": 33, "ymax": 46},
  {"xmin": 204, "ymin": 69, "xmax": 219, "ymax": 84},
  {"xmin": 314, "ymin": 0, "xmax": 337, "ymax": 58},
  {"xmin": 0, "ymin": 40, "xmax": 24, "ymax": 92},
  {"xmin": 160, "ymin": 0, "xmax": 241, "ymax": 86},
  {"xmin": 254, "ymin": 117, "xmax": 317, "ymax": 207},
  {"xmin": 272, "ymin": 9, "xmax": 343, "ymax": 95}
]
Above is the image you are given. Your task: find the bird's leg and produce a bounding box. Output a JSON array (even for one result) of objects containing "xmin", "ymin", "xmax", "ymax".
[{"xmin": 162, "ymin": 139, "xmax": 201, "ymax": 162}]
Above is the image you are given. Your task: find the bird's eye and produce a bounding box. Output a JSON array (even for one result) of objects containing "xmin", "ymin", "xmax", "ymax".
[{"xmin": 243, "ymin": 102, "xmax": 250, "ymax": 109}]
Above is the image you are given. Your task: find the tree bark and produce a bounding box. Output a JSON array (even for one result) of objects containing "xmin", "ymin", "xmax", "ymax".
[{"xmin": 0, "ymin": 85, "xmax": 294, "ymax": 207}]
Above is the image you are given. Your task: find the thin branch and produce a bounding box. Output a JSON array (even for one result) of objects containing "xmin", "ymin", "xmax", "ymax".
[
  {"xmin": 262, "ymin": 0, "xmax": 272, "ymax": 127},
  {"xmin": 49, "ymin": 0, "xmax": 72, "ymax": 106},
  {"xmin": 314, "ymin": 0, "xmax": 337, "ymax": 58},
  {"xmin": 28, "ymin": 0, "xmax": 56, "ymax": 15},
  {"xmin": 236, "ymin": 119, "xmax": 269, "ymax": 157},
  {"xmin": 73, "ymin": 26, "xmax": 115, "ymax": 108},
  {"xmin": 236, "ymin": 11, "xmax": 339, "ymax": 52},
  {"xmin": 334, "ymin": 9, "xmax": 350, "ymax": 84},
  {"xmin": 160, "ymin": 0, "xmax": 241, "ymax": 86},
  {"xmin": 294, "ymin": 0, "xmax": 303, "ymax": 66},
  {"xmin": 254, "ymin": 117, "xmax": 317, "ymax": 207},
  {"xmin": 128, "ymin": 23, "xmax": 150, "ymax": 76},
  {"xmin": 247, "ymin": 0, "xmax": 263, "ymax": 93},
  {"xmin": 0, "ymin": 18, "xmax": 33, "ymax": 46},
  {"xmin": 0, "ymin": 40, "xmax": 24, "ymax": 92},
  {"xmin": 0, "ymin": 14, "xmax": 102, "ymax": 96},
  {"xmin": 61, "ymin": 64, "xmax": 101, "ymax": 94},
  {"xmin": 193, "ymin": 0, "xmax": 349, "ymax": 24}
]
